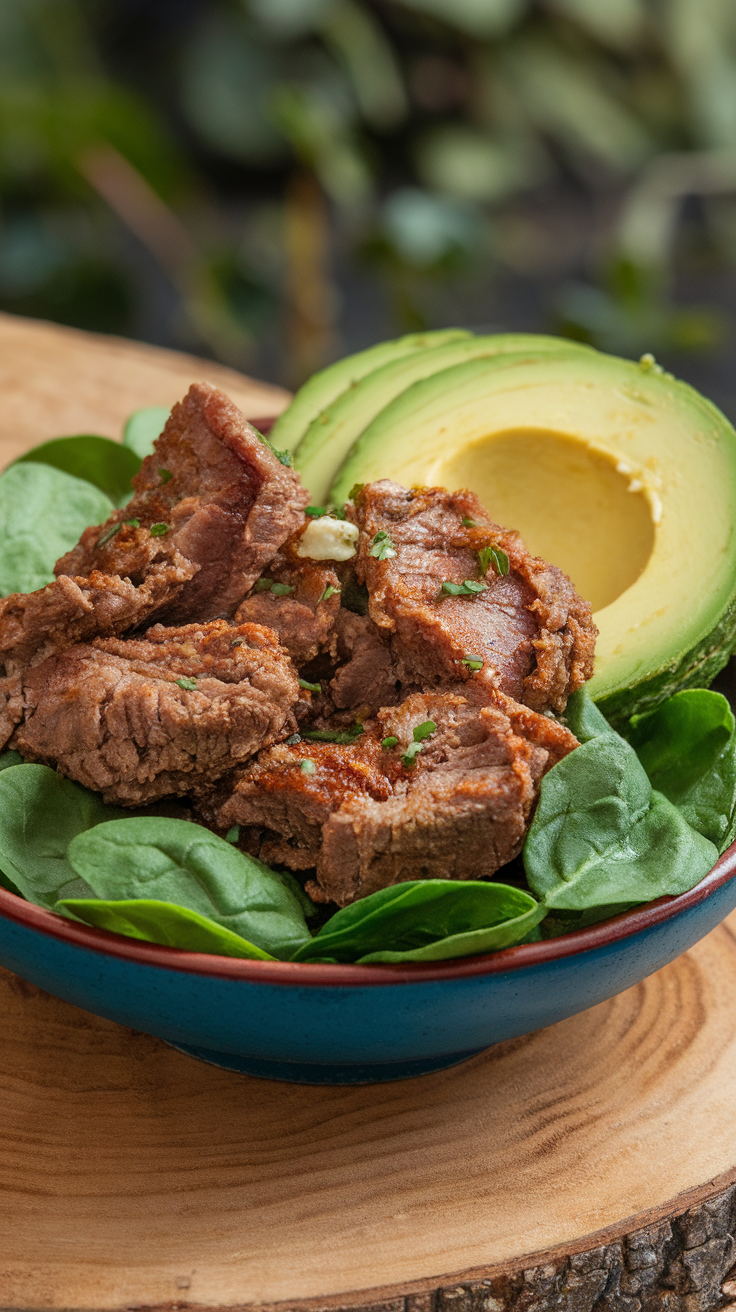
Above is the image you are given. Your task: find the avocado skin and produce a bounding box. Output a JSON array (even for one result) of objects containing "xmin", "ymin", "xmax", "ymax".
[{"xmin": 599, "ymin": 598, "xmax": 736, "ymax": 731}]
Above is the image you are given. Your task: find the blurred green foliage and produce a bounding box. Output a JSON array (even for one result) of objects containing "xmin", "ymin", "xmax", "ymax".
[{"xmin": 3, "ymin": 0, "xmax": 736, "ymax": 379}]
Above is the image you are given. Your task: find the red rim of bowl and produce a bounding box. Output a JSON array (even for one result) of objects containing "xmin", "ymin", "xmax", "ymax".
[{"xmin": 1, "ymin": 840, "xmax": 735, "ymax": 986}]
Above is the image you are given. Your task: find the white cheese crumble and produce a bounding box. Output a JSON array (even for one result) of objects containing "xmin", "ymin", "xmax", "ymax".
[{"xmin": 297, "ymin": 516, "xmax": 359, "ymax": 561}]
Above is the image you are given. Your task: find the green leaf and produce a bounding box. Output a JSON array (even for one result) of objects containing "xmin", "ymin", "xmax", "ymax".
[
  {"xmin": 16, "ymin": 435, "xmax": 141, "ymax": 505},
  {"xmin": 122, "ymin": 407, "xmax": 170, "ymax": 460},
  {"xmin": 66, "ymin": 816, "xmax": 314, "ymax": 957},
  {"xmin": 0, "ymin": 765, "xmax": 128, "ymax": 908},
  {"xmin": 629, "ymin": 690, "xmax": 736, "ymax": 851},
  {"xmin": 0, "ymin": 463, "xmax": 113, "ymax": 596},
  {"xmin": 291, "ymin": 880, "xmax": 545, "ymax": 963},
  {"xmin": 56, "ymin": 899, "xmax": 276, "ymax": 960},
  {"xmin": 564, "ymin": 687, "xmax": 618, "ymax": 743},
  {"xmin": 524, "ymin": 735, "xmax": 718, "ymax": 911},
  {"xmin": 0, "ymin": 751, "xmax": 23, "ymax": 772}
]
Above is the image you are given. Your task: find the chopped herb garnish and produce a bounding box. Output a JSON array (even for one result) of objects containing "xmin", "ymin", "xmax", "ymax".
[
  {"xmin": 224, "ymin": 825, "xmax": 240, "ymax": 844},
  {"xmin": 477, "ymin": 544, "xmax": 511, "ymax": 576},
  {"xmin": 488, "ymin": 546, "xmax": 510, "ymax": 576},
  {"xmin": 125, "ymin": 518, "xmax": 140, "ymax": 528},
  {"xmin": 302, "ymin": 723, "xmax": 364, "ymax": 745},
  {"xmin": 285, "ymin": 733, "xmax": 302, "ymax": 745},
  {"xmin": 462, "ymin": 516, "xmax": 477, "ymax": 527},
  {"xmin": 253, "ymin": 577, "xmax": 272, "ymax": 592},
  {"xmin": 381, "ymin": 736, "xmax": 398, "ymax": 749},
  {"xmin": 150, "ymin": 522, "xmax": 168, "ymax": 536},
  {"xmin": 348, "ymin": 483, "xmax": 365, "ymax": 501},
  {"xmin": 176, "ymin": 676, "xmax": 198, "ymax": 691},
  {"xmin": 306, "ymin": 506, "xmax": 327, "ymax": 517},
  {"xmin": 273, "ymin": 447, "xmax": 292, "ymax": 467},
  {"xmin": 319, "ymin": 584, "xmax": 341, "ymax": 604},
  {"xmin": 97, "ymin": 522, "xmax": 122, "ymax": 547},
  {"xmin": 440, "ymin": 579, "xmax": 487, "ymax": 597},
  {"xmin": 412, "ymin": 720, "xmax": 437, "ymax": 742},
  {"xmin": 300, "ymin": 759, "xmax": 317, "ymax": 775},
  {"xmin": 370, "ymin": 530, "xmax": 397, "ymax": 561},
  {"xmin": 460, "ymin": 654, "xmax": 484, "ymax": 672},
  {"xmin": 329, "ymin": 506, "xmax": 347, "ymax": 520},
  {"xmin": 299, "ymin": 678, "xmax": 321, "ymax": 693},
  {"xmin": 230, "ymin": 636, "xmax": 246, "ymax": 647},
  {"xmin": 270, "ymin": 581, "xmax": 295, "ymax": 596},
  {"xmin": 478, "ymin": 546, "xmax": 493, "ymax": 575},
  {"xmin": 158, "ymin": 468, "xmax": 173, "ymax": 484},
  {"xmin": 402, "ymin": 740, "xmax": 424, "ymax": 768}
]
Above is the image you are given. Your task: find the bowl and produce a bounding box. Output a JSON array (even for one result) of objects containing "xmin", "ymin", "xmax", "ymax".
[{"xmin": 1, "ymin": 844, "xmax": 735, "ymax": 1085}]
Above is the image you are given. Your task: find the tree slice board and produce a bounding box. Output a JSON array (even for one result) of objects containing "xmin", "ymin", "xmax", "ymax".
[{"xmin": 0, "ymin": 314, "xmax": 736, "ymax": 1312}]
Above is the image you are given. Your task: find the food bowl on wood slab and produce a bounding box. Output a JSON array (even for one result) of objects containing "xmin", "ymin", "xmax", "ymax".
[{"xmin": 1, "ymin": 846, "xmax": 735, "ymax": 1085}]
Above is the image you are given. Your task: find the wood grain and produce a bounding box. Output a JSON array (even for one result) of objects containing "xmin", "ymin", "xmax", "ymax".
[
  {"xmin": 2, "ymin": 921, "xmax": 736, "ymax": 1312},
  {"xmin": 0, "ymin": 312, "xmax": 290, "ymax": 466},
  {"xmin": 1, "ymin": 313, "xmax": 736, "ymax": 1312}
]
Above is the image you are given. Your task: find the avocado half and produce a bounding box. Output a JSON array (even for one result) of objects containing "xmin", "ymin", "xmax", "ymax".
[{"xmin": 309, "ymin": 346, "xmax": 736, "ymax": 725}]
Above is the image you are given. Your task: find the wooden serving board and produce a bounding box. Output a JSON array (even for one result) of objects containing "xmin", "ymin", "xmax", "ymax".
[{"xmin": 1, "ymin": 313, "xmax": 736, "ymax": 1312}]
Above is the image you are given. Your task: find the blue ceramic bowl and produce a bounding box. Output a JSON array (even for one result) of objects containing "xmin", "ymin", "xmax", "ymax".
[{"xmin": 1, "ymin": 847, "xmax": 735, "ymax": 1085}]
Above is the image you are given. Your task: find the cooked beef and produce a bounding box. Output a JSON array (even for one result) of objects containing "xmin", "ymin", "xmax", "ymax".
[
  {"xmin": 328, "ymin": 611, "xmax": 401, "ymax": 714},
  {"xmin": 215, "ymin": 733, "xmax": 395, "ymax": 873},
  {"xmin": 234, "ymin": 524, "xmax": 341, "ymax": 665},
  {"xmin": 210, "ymin": 689, "xmax": 568, "ymax": 905},
  {"xmin": 56, "ymin": 382, "xmax": 309, "ymax": 627},
  {"xmin": 0, "ymin": 558, "xmax": 196, "ymax": 679},
  {"xmin": 351, "ymin": 480, "xmax": 596, "ymax": 713},
  {"xmin": 12, "ymin": 620, "xmax": 299, "ymax": 805}
]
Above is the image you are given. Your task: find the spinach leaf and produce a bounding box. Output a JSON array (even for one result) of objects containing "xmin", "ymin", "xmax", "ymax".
[
  {"xmin": 16, "ymin": 435, "xmax": 141, "ymax": 505},
  {"xmin": 291, "ymin": 881, "xmax": 544, "ymax": 963},
  {"xmin": 628, "ymin": 690, "xmax": 736, "ymax": 851},
  {"xmin": 0, "ymin": 463, "xmax": 113, "ymax": 596},
  {"xmin": 66, "ymin": 817, "xmax": 314, "ymax": 957},
  {"xmin": 56, "ymin": 899, "xmax": 276, "ymax": 959},
  {"xmin": 524, "ymin": 733, "xmax": 718, "ymax": 911},
  {"xmin": 123, "ymin": 407, "xmax": 170, "ymax": 460},
  {"xmin": 564, "ymin": 687, "xmax": 618, "ymax": 743},
  {"xmin": 0, "ymin": 765, "xmax": 127, "ymax": 907},
  {"xmin": 0, "ymin": 751, "xmax": 23, "ymax": 772}
]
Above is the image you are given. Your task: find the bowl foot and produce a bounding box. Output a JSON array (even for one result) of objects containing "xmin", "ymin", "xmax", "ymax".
[{"xmin": 164, "ymin": 1041, "xmax": 486, "ymax": 1084}]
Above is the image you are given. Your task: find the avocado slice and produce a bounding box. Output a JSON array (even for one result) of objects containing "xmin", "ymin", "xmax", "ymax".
[
  {"xmin": 269, "ymin": 328, "xmax": 472, "ymax": 454},
  {"xmin": 295, "ymin": 333, "xmax": 593, "ymax": 503},
  {"xmin": 331, "ymin": 349, "xmax": 736, "ymax": 725}
]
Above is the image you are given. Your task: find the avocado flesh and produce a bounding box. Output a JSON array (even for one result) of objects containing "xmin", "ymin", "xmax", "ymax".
[
  {"xmin": 331, "ymin": 350, "xmax": 736, "ymax": 725},
  {"xmin": 295, "ymin": 333, "xmax": 593, "ymax": 503},
  {"xmin": 269, "ymin": 328, "xmax": 472, "ymax": 454}
]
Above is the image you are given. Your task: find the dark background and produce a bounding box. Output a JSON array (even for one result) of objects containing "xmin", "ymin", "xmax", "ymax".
[{"xmin": 5, "ymin": 0, "xmax": 736, "ymax": 414}]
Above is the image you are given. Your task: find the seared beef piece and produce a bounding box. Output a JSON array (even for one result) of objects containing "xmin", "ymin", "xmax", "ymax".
[
  {"xmin": 13, "ymin": 620, "xmax": 299, "ymax": 805},
  {"xmin": 211, "ymin": 689, "xmax": 569, "ymax": 905},
  {"xmin": 0, "ymin": 558, "xmax": 195, "ymax": 680},
  {"xmin": 328, "ymin": 611, "xmax": 401, "ymax": 714},
  {"xmin": 215, "ymin": 734, "xmax": 395, "ymax": 873},
  {"xmin": 351, "ymin": 480, "xmax": 596, "ymax": 713},
  {"xmin": 56, "ymin": 382, "xmax": 309, "ymax": 627},
  {"xmin": 234, "ymin": 525, "xmax": 341, "ymax": 665}
]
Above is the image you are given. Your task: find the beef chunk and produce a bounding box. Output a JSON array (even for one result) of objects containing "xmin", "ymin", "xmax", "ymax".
[
  {"xmin": 234, "ymin": 523, "xmax": 341, "ymax": 664},
  {"xmin": 351, "ymin": 480, "xmax": 596, "ymax": 713},
  {"xmin": 12, "ymin": 620, "xmax": 299, "ymax": 805},
  {"xmin": 56, "ymin": 382, "xmax": 309, "ymax": 627},
  {"xmin": 214, "ymin": 733, "xmax": 395, "ymax": 872},
  {"xmin": 0, "ymin": 559, "xmax": 195, "ymax": 677},
  {"xmin": 328, "ymin": 611, "xmax": 401, "ymax": 714},
  {"xmin": 210, "ymin": 689, "xmax": 569, "ymax": 905}
]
